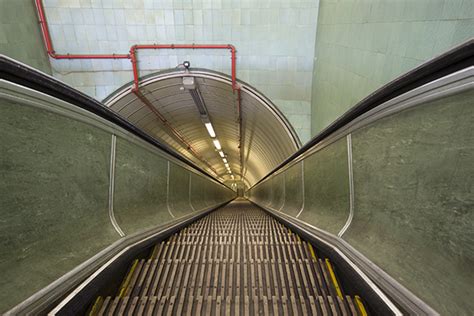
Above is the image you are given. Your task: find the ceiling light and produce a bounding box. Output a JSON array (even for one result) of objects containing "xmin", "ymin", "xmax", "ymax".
[
  {"xmin": 189, "ymin": 87, "xmax": 208, "ymax": 116},
  {"xmin": 223, "ymin": 158, "xmax": 227, "ymax": 164},
  {"xmin": 225, "ymin": 163, "xmax": 229, "ymax": 168},
  {"xmin": 213, "ymin": 139, "xmax": 222, "ymax": 150},
  {"xmin": 219, "ymin": 151, "xmax": 225, "ymax": 158},
  {"xmin": 204, "ymin": 122, "xmax": 216, "ymax": 138}
]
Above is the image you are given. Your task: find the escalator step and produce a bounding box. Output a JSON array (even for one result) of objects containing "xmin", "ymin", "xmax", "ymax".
[
  {"xmin": 89, "ymin": 201, "xmax": 366, "ymax": 316},
  {"xmin": 97, "ymin": 295, "xmax": 358, "ymax": 316}
]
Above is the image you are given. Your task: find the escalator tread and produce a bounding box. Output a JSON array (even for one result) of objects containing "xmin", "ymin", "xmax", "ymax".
[{"xmin": 89, "ymin": 201, "xmax": 367, "ymax": 315}]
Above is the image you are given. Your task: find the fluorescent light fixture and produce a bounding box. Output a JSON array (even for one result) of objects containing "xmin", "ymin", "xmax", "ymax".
[
  {"xmin": 223, "ymin": 158, "xmax": 228, "ymax": 163},
  {"xmin": 213, "ymin": 139, "xmax": 222, "ymax": 150},
  {"xmin": 204, "ymin": 122, "xmax": 216, "ymax": 138},
  {"xmin": 189, "ymin": 87, "xmax": 208, "ymax": 116},
  {"xmin": 219, "ymin": 151, "xmax": 225, "ymax": 158},
  {"xmin": 225, "ymin": 163, "xmax": 229, "ymax": 168}
]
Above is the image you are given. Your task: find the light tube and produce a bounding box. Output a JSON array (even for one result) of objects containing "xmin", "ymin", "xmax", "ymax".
[
  {"xmin": 204, "ymin": 122, "xmax": 216, "ymax": 138},
  {"xmin": 213, "ymin": 139, "xmax": 222, "ymax": 150}
]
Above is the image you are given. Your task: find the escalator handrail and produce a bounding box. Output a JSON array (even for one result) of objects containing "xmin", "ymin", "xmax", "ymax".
[{"xmin": 252, "ymin": 38, "xmax": 474, "ymax": 188}]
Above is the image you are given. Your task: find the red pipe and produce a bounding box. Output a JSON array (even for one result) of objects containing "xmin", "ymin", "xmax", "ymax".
[
  {"xmin": 129, "ymin": 44, "xmax": 238, "ymax": 91},
  {"xmin": 35, "ymin": 0, "xmax": 130, "ymax": 60},
  {"xmin": 35, "ymin": 0, "xmax": 238, "ymax": 89},
  {"xmin": 35, "ymin": 0, "xmax": 239, "ymax": 177}
]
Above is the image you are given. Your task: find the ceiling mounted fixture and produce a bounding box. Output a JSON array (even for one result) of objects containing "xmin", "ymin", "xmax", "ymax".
[
  {"xmin": 183, "ymin": 75, "xmax": 231, "ymax": 175},
  {"xmin": 184, "ymin": 77, "xmax": 209, "ymax": 117}
]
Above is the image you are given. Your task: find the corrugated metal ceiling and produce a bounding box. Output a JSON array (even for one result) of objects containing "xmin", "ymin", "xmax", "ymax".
[{"xmin": 104, "ymin": 69, "xmax": 300, "ymax": 187}]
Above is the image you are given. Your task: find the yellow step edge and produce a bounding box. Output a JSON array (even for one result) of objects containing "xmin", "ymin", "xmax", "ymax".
[
  {"xmin": 325, "ymin": 258, "xmax": 343, "ymax": 299},
  {"xmin": 88, "ymin": 296, "xmax": 103, "ymax": 316},
  {"xmin": 149, "ymin": 244, "xmax": 160, "ymax": 259},
  {"xmin": 355, "ymin": 295, "xmax": 368, "ymax": 316},
  {"xmin": 118, "ymin": 259, "xmax": 139, "ymax": 298},
  {"xmin": 308, "ymin": 243, "xmax": 317, "ymax": 260}
]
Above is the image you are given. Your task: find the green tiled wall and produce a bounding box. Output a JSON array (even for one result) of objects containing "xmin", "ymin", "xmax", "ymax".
[
  {"xmin": 310, "ymin": 0, "xmax": 474, "ymax": 135},
  {"xmin": 0, "ymin": 0, "xmax": 52, "ymax": 74},
  {"xmin": 40, "ymin": 0, "xmax": 319, "ymax": 144}
]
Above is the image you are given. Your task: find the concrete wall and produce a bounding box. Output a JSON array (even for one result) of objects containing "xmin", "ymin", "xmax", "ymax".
[
  {"xmin": 41, "ymin": 0, "xmax": 320, "ymax": 144},
  {"xmin": 0, "ymin": 0, "xmax": 52, "ymax": 74},
  {"xmin": 310, "ymin": 0, "xmax": 474, "ymax": 135}
]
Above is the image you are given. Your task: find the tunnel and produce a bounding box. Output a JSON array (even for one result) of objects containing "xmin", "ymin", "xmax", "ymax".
[
  {"xmin": 103, "ymin": 68, "xmax": 301, "ymax": 188},
  {"xmin": 1, "ymin": 1, "xmax": 474, "ymax": 315}
]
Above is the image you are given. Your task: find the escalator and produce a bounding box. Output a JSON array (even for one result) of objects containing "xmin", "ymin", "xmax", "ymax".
[
  {"xmin": 88, "ymin": 200, "xmax": 367, "ymax": 316},
  {"xmin": 2, "ymin": 41, "xmax": 472, "ymax": 315}
]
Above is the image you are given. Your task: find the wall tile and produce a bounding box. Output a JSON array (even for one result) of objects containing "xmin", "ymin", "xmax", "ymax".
[
  {"xmin": 311, "ymin": 0, "xmax": 474, "ymax": 136},
  {"xmin": 37, "ymin": 0, "xmax": 320, "ymax": 143}
]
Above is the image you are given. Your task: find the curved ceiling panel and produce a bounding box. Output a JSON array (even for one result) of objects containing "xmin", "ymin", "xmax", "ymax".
[{"xmin": 104, "ymin": 69, "xmax": 300, "ymax": 187}]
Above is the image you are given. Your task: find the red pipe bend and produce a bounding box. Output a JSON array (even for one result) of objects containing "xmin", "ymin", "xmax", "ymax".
[{"xmin": 35, "ymin": 0, "xmax": 238, "ymax": 90}]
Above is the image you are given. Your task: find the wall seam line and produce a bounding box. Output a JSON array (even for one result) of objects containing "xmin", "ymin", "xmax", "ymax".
[
  {"xmin": 296, "ymin": 160, "xmax": 305, "ymax": 218},
  {"xmin": 338, "ymin": 133, "xmax": 354, "ymax": 237},
  {"xmin": 166, "ymin": 161, "xmax": 176, "ymax": 218},
  {"xmin": 189, "ymin": 173, "xmax": 195, "ymax": 212},
  {"xmin": 108, "ymin": 134, "xmax": 125, "ymax": 237},
  {"xmin": 278, "ymin": 172, "xmax": 286, "ymax": 212}
]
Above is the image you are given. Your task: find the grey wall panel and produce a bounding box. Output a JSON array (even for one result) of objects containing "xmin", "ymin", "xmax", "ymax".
[
  {"xmin": 298, "ymin": 138, "xmax": 349, "ymax": 235},
  {"xmin": 343, "ymin": 90, "xmax": 474, "ymax": 315},
  {"xmin": 190, "ymin": 173, "xmax": 208, "ymax": 211},
  {"xmin": 269, "ymin": 173, "xmax": 285, "ymax": 210},
  {"xmin": 113, "ymin": 137, "xmax": 172, "ymax": 234},
  {"xmin": 168, "ymin": 163, "xmax": 193, "ymax": 217},
  {"xmin": 0, "ymin": 99, "xmax": 118, "ymax": 312},
  {"xmin": 282, "ymin": 161, "xmax": 304, "ymax": 217}
]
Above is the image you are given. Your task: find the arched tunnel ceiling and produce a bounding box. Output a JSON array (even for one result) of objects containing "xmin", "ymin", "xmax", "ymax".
[{"xmin": 104, "ymin": 69, "xmax": 300, "ymax": 187}]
